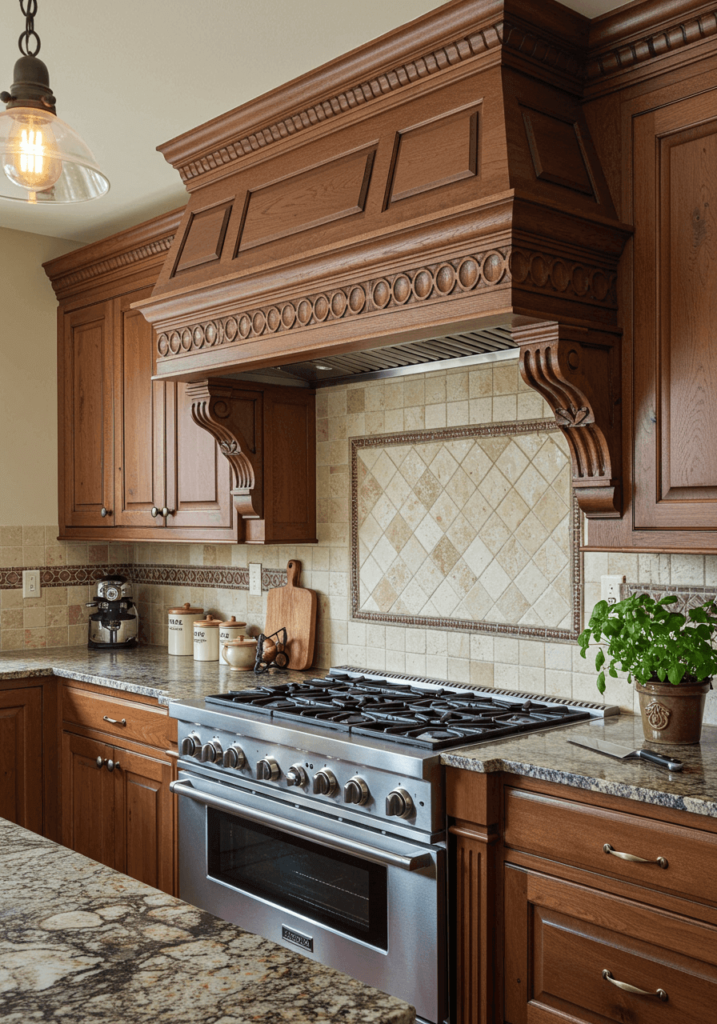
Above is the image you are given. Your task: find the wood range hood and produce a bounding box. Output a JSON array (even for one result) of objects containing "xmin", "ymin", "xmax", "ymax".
[{"xmin": 138, "ymin": 0, "xmax": 633, "ymax": 520}]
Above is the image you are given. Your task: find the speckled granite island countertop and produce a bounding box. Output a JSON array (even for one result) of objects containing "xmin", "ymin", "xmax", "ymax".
[
  {"xmin": 0, "ymin": 817, "xmax": 414, "ymax": 1024},
  {"xmin": 0, "ymin": 645, "xmax": 318, "ymax": 704},
  {"xmin": 442, "ymin": 713, "xmax": 717, "ymax": 819}
]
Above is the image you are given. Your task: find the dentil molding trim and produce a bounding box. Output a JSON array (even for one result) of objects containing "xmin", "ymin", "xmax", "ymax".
[{"xmin": 174, "ymin": 18, "xmax": 583, "ymax": 185}]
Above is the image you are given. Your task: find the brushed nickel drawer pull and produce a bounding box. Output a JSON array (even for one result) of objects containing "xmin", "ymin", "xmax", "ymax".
[
  {"xmin": 603, "ymin": 843, "xmax": 668, "ymax": 868},
  {"xmin": 603, "ymin": 969, "xmax": 667, "ymax": 1001},
  {"xmin": 103, "ymin": 716, "xmax": 127, "ymax": 726}
]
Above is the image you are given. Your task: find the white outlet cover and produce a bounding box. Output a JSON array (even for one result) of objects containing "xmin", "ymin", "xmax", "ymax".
[
  {"xmin": 22, "ymin": 569, "xmax": 41, "ymax": 599},
  {"xmin": 249, "ymin": 563, "xmax": 262, "ymax": 596},
  {"xmin": 601, "ymin": 574, "xmax": 625, "ymax": 605}
]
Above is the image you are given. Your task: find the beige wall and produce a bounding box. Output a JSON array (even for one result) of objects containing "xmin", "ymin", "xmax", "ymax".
[{"xmin": 0, "ymin": 227, "xmax": 77, "ymax": 526}]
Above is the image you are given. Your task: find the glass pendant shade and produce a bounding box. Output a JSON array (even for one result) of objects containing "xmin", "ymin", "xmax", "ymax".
[{"xmin": 0, "ymin": 105, "xmax": 109, "ymax": 203}]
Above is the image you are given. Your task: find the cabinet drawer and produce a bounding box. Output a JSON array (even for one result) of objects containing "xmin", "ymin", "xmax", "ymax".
[
  {"xmin": 505, "ymin": 866, "xmax": 717, "ymax": 1024},
  {"xmin": 62, "ymin": 685, "xmax": 172, "ymax": 750},
  {"xmin": 504, "ymin": 787, "xmax": 717, "ymax": 905}
]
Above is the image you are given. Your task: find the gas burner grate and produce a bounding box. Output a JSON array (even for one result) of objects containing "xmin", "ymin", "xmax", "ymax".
[{"xmin": 204, "ymin": 674, "xmax": 592, "ymax": 750}]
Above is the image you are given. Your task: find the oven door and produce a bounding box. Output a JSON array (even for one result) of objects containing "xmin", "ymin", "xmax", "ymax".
[{"xmin": 172, "ymin": 769, "xmax": 446, "ymax": 1024}]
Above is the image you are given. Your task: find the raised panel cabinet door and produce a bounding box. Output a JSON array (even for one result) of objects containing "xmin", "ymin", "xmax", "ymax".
[
  {"xmin": 633, "ymin": 89, "xmax": 717, "ymax": 535},
  {"xmin": 164, "ymin": 381, "xmax": 238, "ymax": 540},
  {"xmin": 113, "ymin": 291, "xmax": 167, "ymax": 529},
  {"xmin": 60, "ymin": 301, "xmax": 115, "ymax": 528},
  {"xmin": 0, "ymin": 687, "xmax": 43, "ymax": 834},
  {"xmin": 112, "ymin": 745, "xmax": 174, "ymax": 895},
  {"xmin": 61, "ymin": 730, "xmax": 115, "ymax": 868},
  {"xmin": 504, "ymin": 865, "xmax": 717, "ymax": 1024}
]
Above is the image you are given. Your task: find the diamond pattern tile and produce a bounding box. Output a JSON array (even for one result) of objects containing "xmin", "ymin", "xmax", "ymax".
[{"xmin": 355, "ymin": 429, "xmax": 574, "ymax": 631}]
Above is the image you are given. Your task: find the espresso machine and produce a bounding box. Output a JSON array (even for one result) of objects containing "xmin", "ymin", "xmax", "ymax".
[{"xmin": 87, "ymin": 575, "xmax": 139, "ymax": 650}]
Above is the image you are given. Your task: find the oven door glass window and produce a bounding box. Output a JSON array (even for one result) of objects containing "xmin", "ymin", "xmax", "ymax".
[{"xmin": 207, "ymin": 808, "xmax": 388, "ymax": 949}]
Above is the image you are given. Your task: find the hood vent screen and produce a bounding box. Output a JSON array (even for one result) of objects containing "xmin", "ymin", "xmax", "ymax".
[{"xmin": 236, "ymin": 326, "xmax": 517, "ymax": 388}]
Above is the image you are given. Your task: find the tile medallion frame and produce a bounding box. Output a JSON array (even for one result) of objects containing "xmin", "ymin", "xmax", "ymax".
[{"xmin": 350, "ymin": 420, "xmax": 583, "ymax": 642}]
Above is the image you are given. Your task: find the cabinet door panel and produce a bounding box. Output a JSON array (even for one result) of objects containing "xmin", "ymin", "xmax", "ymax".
[
  {"xmin": 164, "ymin": 382, "xmax": 237, "ymax": 538},
  {"xmin": 633, "ymin": 90, "xmax": 717, "ymax": 535},
  {"xmin": 113, "ymin": 745, "xmax": 174, "ymax": 894},
  {"xmin": 61, "ymin": 302, "xmax": 114, "ymax": 528},
  {"xmin": 0, "ymin": 688, "xmax": 42, "ymax": 834},
  {"xmin": 61, "ymin": 731, "xmax": 115, "ymax": 868},
  {"xmin": 113, "ymin": 292, "xmax": 166, "ymax": 529},
  {"xmin": 505, "ymin": 866, "xmax": 717, "ymax": 1024}
]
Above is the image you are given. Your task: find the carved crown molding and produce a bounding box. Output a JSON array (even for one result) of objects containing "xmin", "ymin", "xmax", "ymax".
[
  {"xmin": 157, "ymin": 246, "xmax": 616, "ymax": 361},
  {"xmin": 515, "ymin": 321, "xmax": 622, "ymax": 520},
  {"xmin": 59, "ymin": 236, "xmax": 176, "ymax": 289},
  {"xmin": 44, "ymin": 207, "xmax": 184, "ymax": 299},
  {"xmin": 173, "ymin": 18, "xmax": 583, "ymax": 186},
  {"xmin": 587, "ymin": 6, "xmax": 717, "ymax": 83}
]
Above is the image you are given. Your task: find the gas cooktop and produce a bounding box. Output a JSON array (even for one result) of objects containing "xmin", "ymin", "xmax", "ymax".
[{"xmin": 205, "ymin": 671, "xmax": 592, "ymax": 750}]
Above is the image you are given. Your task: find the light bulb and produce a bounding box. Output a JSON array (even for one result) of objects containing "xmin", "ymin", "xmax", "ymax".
[{"xmin": 2, "ymin": 109, "xmax": 61, "ymax": 196}]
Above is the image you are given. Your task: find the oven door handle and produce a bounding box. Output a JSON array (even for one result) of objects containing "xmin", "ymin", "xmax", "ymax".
[{"xmin": 170, "ymin": 780, "xmax": 434, "ymax": 872}]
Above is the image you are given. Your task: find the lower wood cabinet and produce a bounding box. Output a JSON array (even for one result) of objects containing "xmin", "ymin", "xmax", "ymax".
[
  {"xmin": 60, "ymin": 680, "xmax": 178, "ymax": 895},
  {"xmin": 0, "ymin": 685, "xmax": 43, "ymax": 835},
  {"xmin": 61, "ymin": 729, "xmax": 175, "ymax": 893},
  {"xmin": 504, "ymin": 865, "xmax": 717, "ymax": 1024},
  {"xmin": 447, "ymin": 768, "xmax": 717, "ymax": 1024}
]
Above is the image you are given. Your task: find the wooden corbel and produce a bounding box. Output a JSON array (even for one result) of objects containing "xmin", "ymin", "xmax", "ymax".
[
  {"xmin": 514, "ymin": 322, "xmax": 622, "ymax": 518},
  {"xmin": 186, "ymin": 379, "xmax": 264, "ymax": 522}
]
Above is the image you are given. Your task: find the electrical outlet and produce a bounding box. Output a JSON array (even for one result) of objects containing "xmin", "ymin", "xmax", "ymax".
[
  {"xmin": 22, "ymin": 569, "xmax": 41, "ymax": 599},
  {"xmin": 601, "ymin": 574, "xmax": 625, "ymax": 606},
  {"xmin": 249, "ymin": 563, "xmax": 262, "ymax": 597}
]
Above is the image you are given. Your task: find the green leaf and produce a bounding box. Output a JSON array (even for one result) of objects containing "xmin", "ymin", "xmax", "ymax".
[
  {"xmin": 657, "ymin": 666, "xmax": 666, "ymax": 682},
  {"xmin": 690, "ymin": 608, "xmax": 708, "ymax": 623},
  {"xmin": 596, "ymin": 671, "xmax": 606, "ymax": 694},
  {"xmin": 667, "ymin": 663, "xmax": 686, "ymax": 686},
  {"xmin": 595, "ymin": 649, "xmax": 605, "ymax": 671}
]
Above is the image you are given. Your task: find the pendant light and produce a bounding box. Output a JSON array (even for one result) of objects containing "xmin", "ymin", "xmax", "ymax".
[{"xmin": 0, "ymin": 0, "xmax": 109, "ymax": 204}]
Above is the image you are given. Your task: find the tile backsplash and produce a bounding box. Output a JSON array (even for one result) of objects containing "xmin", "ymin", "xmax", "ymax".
[{"xmin": 2, "ymin": 359, "xmax": 716, "ymax": 720}]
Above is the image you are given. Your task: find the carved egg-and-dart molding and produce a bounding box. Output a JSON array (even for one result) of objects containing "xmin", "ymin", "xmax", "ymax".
[{"xmin": 156, "ymin": 247, "xmax": 617, "ymax": 359}]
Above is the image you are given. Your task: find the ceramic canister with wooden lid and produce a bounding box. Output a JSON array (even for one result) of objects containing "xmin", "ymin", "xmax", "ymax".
[
  {"xmin": 193, "ymin": 615, "xmax": 221, "ymax": 661},
  {"xmin": 168, "ymin": 603, "xmax": 204, "ymax": 656},
  {"xmin": 219, "ymin": 615, "xmax": 247, "ymax": 657}
]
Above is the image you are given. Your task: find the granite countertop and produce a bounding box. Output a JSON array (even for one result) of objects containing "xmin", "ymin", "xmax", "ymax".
[
  {"xmin": 442, "ymin": 713, "xmax": 717, "ymax": 819},
  {"xmin": 0, "ymin": 817, "xmax": 414, "ymax": 1024},
  {"xmin": 0, "ymin": 645, "xmax": 316, "ymax": 704}
]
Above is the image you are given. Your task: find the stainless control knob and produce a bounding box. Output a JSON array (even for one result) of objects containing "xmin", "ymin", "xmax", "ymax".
[
  {"xmin": 223, "ymin": 745, "xmax": 246, "ymax": 769},
  {"xmin": 313, "ymin": 768, "xmax": 338, "ymax": 797},
  {"xmin": 256, "ymin": 756, "xmax": 280, "ymax": 781},
  {"xmin": 343, "ymin": 776, "xmax": 370, "ymax": 806},
  {"xmin": 201, "ymin": 740, "xmax": 223, "ymax": 764},
  {"xmin": 180, "ymin": 733, "xmax": 202, "ymax": 758},
  {"xmin": 385, "ymin": 788, "xmax": 414, "ymax": 819},
  {"xmin": 286, "ymin": 764, "xmax": 308, "ymax": 788}
]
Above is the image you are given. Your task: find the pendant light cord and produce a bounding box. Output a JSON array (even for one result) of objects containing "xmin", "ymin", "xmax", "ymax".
[{"xmin": 18, "ymin": 0, "xmax": 41, "ymax": 58}]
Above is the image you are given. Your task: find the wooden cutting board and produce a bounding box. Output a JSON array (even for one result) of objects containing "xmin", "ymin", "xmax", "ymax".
[{"xmin": 264, "ymin": 560, "xmax": 317, "ymax": 670}]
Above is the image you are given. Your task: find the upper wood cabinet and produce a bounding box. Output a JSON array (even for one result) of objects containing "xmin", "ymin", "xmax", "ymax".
[
  {"xmin": 46, "ymin": 209, "xmax": 316, "ymax": 543},
  {"xmin": 584, "ymin": 14, "xmax": 717, "ymax": 552}
]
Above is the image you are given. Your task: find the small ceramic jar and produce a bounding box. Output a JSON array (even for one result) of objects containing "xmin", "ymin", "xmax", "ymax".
[
  {"xmin": 168, "ymin": 603, "xmax": 204, "ymax": 656},
  {"xmin": 219, "ymin": 616, "xmax": 248, "ymax": 655},
  {"xmin": 222, "ymin": 636, "xmax": 258, "ymax": 672},
  {"xmin": 193, "ymin": 615, "xmax": 221, "ymax": 661}
]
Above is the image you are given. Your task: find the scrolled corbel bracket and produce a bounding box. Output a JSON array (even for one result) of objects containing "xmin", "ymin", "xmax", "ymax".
[
  {"xmin": 514, "ymin": 322, "xmax": 622, "ymax": 519},
  {"xmin": 186, "ymin": 379, "xmax": 263, "ymax": 522}
]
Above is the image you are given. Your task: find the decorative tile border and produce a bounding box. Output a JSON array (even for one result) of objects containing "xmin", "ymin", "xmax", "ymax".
[
  {"xmin": 0, "ymin": 563, "xmax": 286, "ymax": 592},
  {"xmin": 131, "ymin": 564, "xmax": 287, "ymax": 591},
  {"xmin": 622, "ymin": 583, "xmax": 717, "ymax": 617},
  {"xmin": 350, "ymin": 420, "xmax": 583, "ymax": 642}
]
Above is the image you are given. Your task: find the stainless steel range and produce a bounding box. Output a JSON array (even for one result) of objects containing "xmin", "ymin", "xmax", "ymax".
[{"xmin": 169, "ymin": 668, "xmax": 617, "ymax": 1024}]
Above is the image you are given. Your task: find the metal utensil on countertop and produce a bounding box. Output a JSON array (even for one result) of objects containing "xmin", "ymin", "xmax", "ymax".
[{"xmin": 568, "ymin": 737, "xmax": 684, "ymax": 772}]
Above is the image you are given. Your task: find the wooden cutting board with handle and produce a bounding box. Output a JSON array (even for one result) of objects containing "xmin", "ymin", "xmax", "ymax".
[{"xmin": 264, "ymin": 560, "xmax": 317, "ymax": 670}]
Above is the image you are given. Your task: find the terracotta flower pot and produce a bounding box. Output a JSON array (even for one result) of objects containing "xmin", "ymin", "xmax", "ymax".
[{"xmin": 635, "ymin": 677, "xmax": 712, "ymax": 745}]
